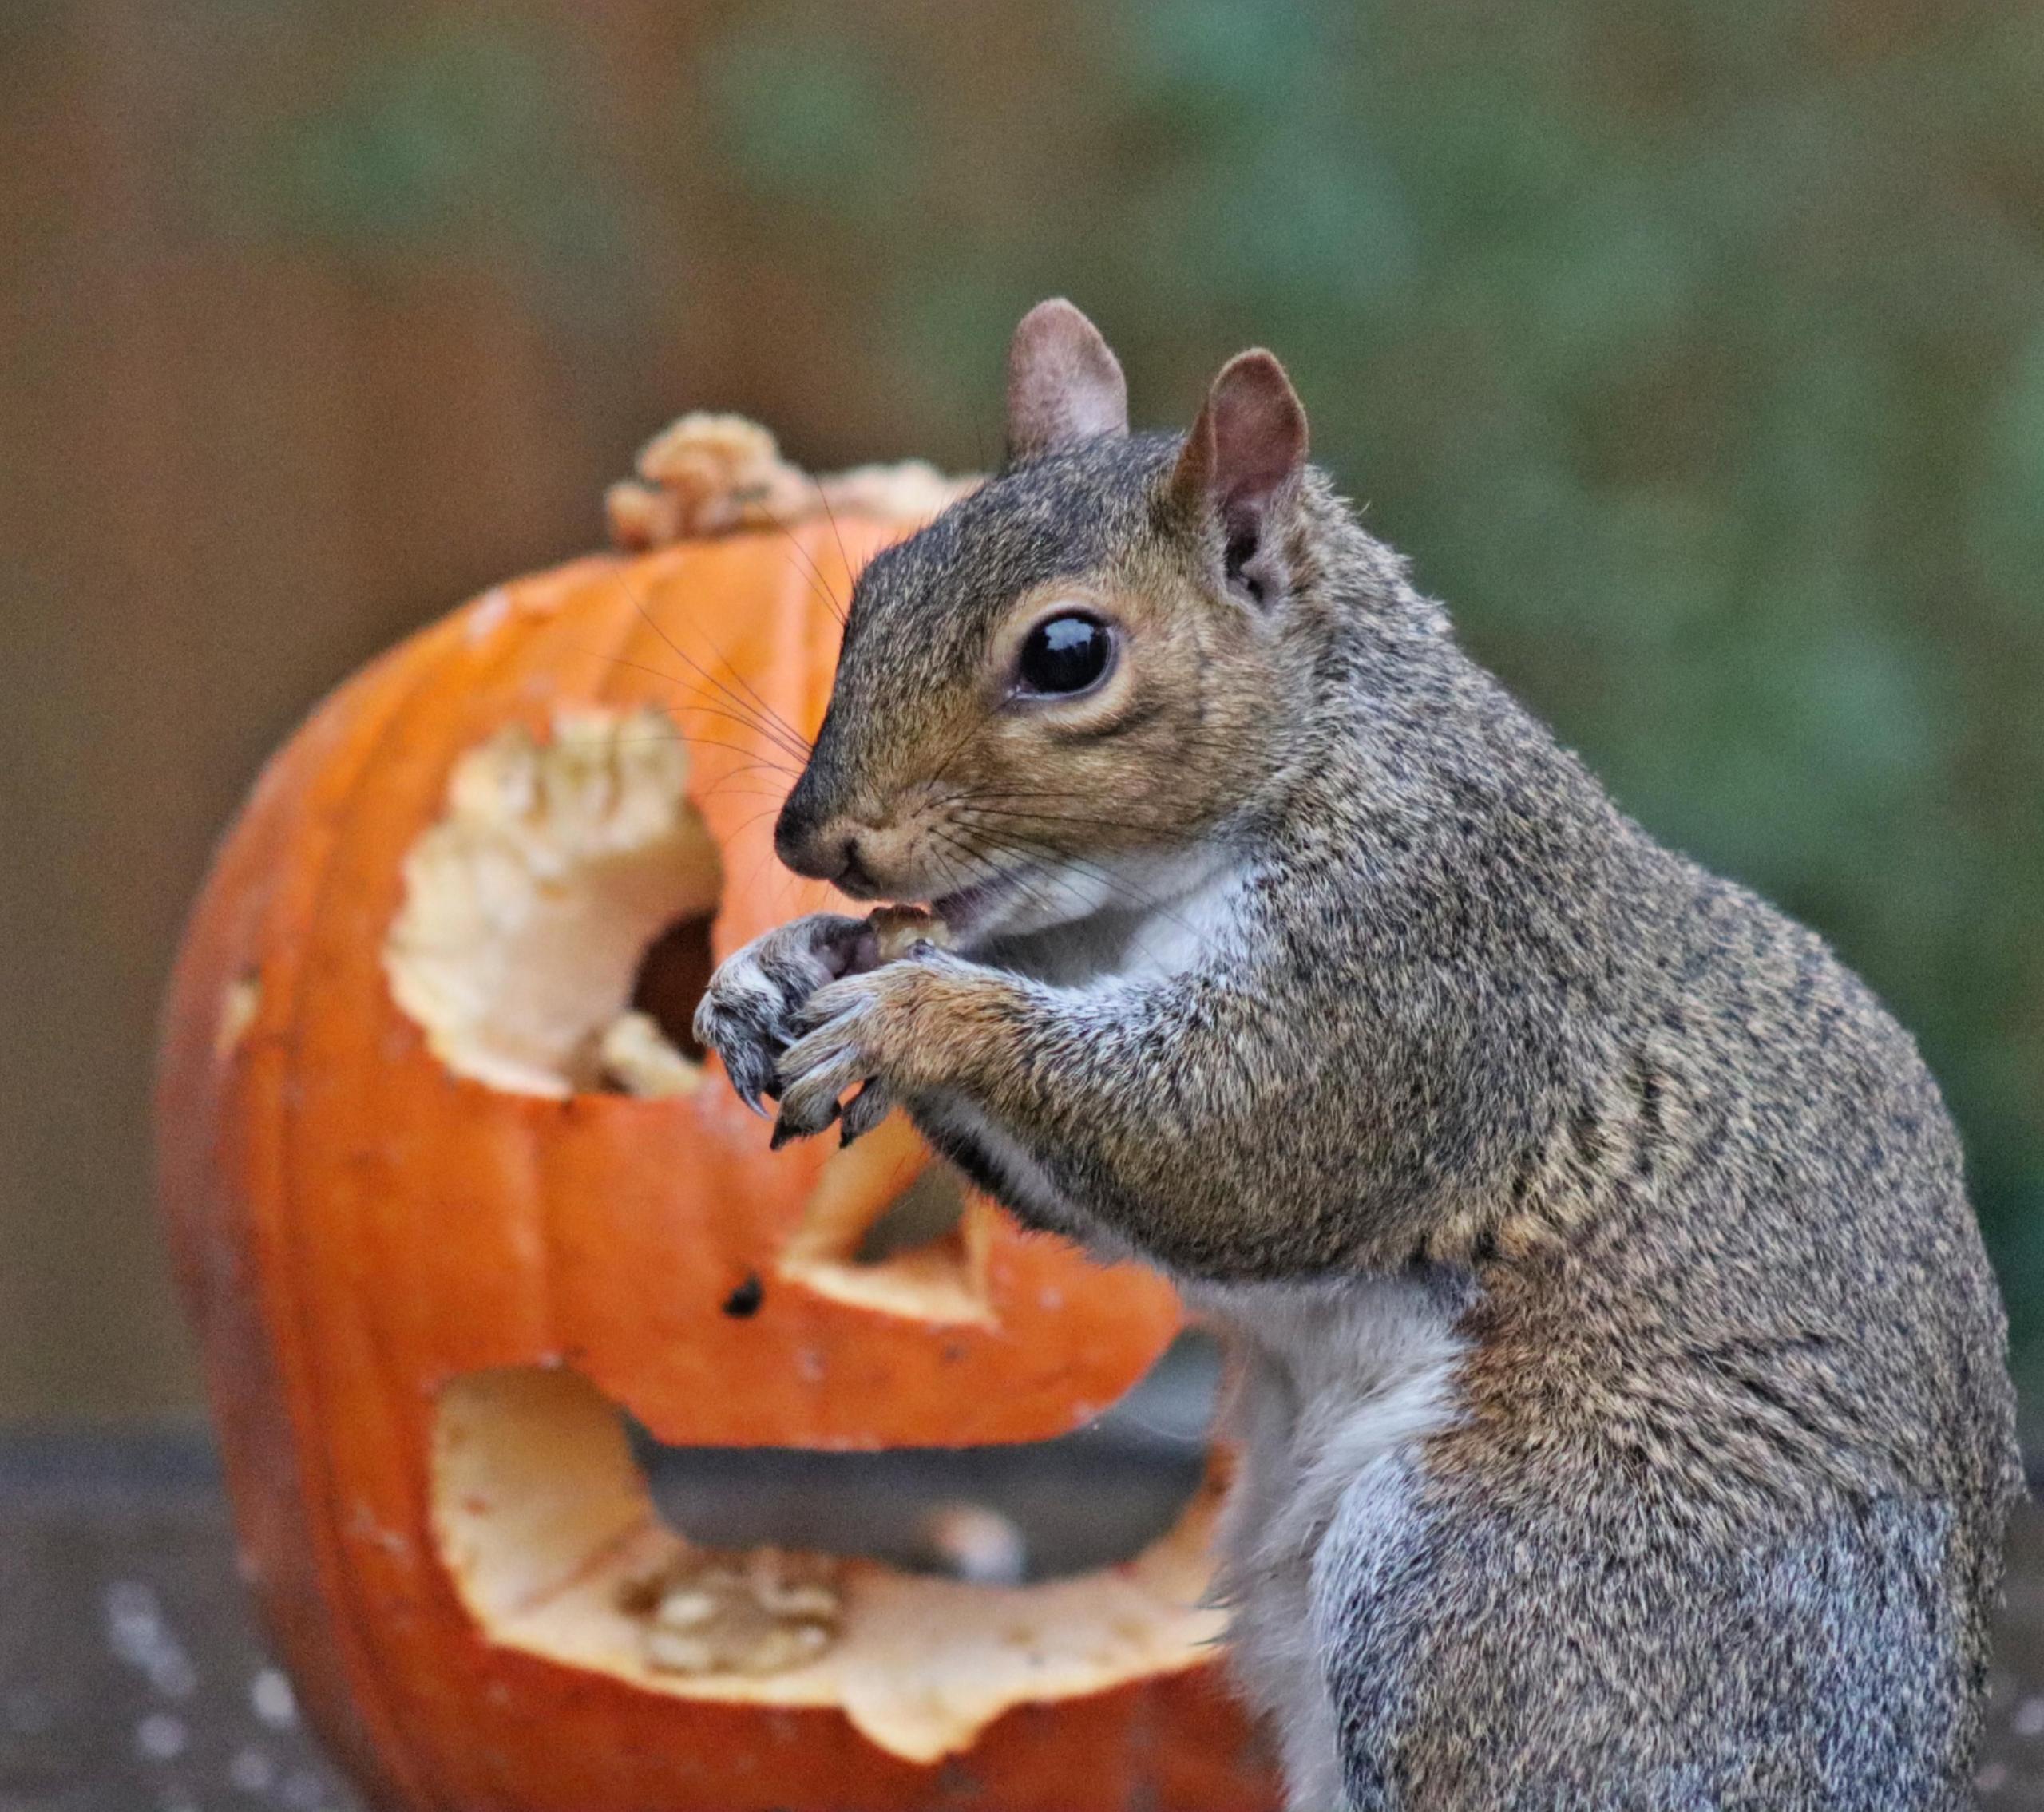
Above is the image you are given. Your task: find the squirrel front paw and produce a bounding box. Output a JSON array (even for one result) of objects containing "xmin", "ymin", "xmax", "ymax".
[
  {"xmin": 691, "ymin": 912, "xmax": 873, "ymax": 1114},
  {"xmin": 773, "ymin": 950, "xmax": 1005, "ymax": 1148}
]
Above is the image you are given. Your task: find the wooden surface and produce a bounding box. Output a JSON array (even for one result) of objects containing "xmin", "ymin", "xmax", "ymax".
[{"xmin": 0, "ymin": 1435, "xmax": 2040, "ymax": 1810}]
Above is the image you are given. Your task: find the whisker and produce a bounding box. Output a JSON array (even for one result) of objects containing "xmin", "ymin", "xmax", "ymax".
[
  {"xmin": 675, "ymin": 611, "xmax": 819, "ymax": 758},
  {"xmin": 564, "ymin": 642, "xmax": 808, "ymax": 762},
  {"xmin": 766, "ymin": 513, "xmax": 849, "ymax": 627},
  {"xmin": 939, "ymin": 821, "xmax": 1214, "ymax": 963},
  {"xmin": 606, "ymin": 730, "xmax": 803, "ymax": 773},
  {"xmin": 810, "ymin": 477, "xmax": 858, "ymax": 614},
  {"xmin": 954, "ymin": 801, "xmax": 1225, "ymax": 843},
  {"xmin": 616, "ymin": 572, "xmax": 817, "ymax": 762},
  {"xmin": 695, "ymin": 781, "xmax": 798, "ymax": 807},
  {"xmin": 604, "ymin": 695, "xmax": 811, "ymax": 766},
  {"xmin": 946, "ymin": 779, "xmax": 1247, "ymax": 824},
  {"xmin": 721, "ymin": 801, "xmax": 798, "ymax": 842}
]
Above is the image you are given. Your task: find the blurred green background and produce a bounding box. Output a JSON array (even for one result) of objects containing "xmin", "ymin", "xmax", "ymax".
[{"xmin": 3, "ymin": 0, "xmax": 2039, "ymax": 1447}]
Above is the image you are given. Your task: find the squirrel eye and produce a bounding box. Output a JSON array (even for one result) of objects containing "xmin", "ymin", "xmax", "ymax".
[{"xmin": 1014, "ymin": 613, "xmax": 1113, "ymax": 698}]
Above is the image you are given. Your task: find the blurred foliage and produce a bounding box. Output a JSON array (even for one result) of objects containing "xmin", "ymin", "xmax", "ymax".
[
  {"xmin": 191, "ymin": 12, "xmax": 636, "ymax": 321},
  {"xmin": 167, "ymin": 0, "xmax": 2044, "ymax": 1418}
]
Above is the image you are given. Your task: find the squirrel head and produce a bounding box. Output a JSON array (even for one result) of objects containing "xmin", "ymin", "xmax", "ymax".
[{"xmin": 777, "ymin": 299, "xmax": 1358, "ymax": 943}]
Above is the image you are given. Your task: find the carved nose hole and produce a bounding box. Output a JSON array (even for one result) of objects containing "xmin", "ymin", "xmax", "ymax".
[
  {"xmin": 779, "ymin": 1117, "xmax": 995, "ymax": 1327},
  {"xmin": 628, "ymin": 912, "xmax": 715, "ymax": 1066},
  {"xmin": 383, "ymin": 707, "xmax": 721, "ymax": 1100}
]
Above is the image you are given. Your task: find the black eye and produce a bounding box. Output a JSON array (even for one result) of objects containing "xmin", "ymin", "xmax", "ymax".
[{"xmin": 1015, "ymin": 613, "xmax": 1113, "ymax": 697}]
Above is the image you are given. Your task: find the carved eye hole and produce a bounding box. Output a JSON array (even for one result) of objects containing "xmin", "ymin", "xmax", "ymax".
[{"xmin": 1013, "ymin": 613, "xmax": 1114, "ymax": 698}]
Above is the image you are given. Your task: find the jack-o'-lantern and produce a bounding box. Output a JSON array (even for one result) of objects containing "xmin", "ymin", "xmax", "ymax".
[{"xmin": 156, "ymin": 418, "xmax": 1278, "ymax": 1811}]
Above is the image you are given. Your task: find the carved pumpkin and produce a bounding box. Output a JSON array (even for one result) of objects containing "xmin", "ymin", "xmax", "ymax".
[{"xmin": 157, "ymin": 419, "xmax": 1278, "ymax": 1811}]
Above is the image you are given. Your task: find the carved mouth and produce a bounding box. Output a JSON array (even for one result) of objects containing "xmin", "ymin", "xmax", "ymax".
[{"xmin": 430, "ymin": 1355, "xmax": 1228, "ymax": 1767}]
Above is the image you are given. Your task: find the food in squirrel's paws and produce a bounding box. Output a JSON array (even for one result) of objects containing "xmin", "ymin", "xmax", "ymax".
[{"xmin": 866, "ymin": 904, "xmax": 953, "ymax": 962}]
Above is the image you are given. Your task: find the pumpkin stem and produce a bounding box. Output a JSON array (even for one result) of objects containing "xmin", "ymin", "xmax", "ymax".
[{"xmin": 605, "ymin": 412, "xmax": 978, "ymax": 551}]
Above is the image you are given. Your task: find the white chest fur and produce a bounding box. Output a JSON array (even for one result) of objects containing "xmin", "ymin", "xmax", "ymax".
[
  {"xmin": 972, "ymin": 849, "xmax": 1250, "ymax": 988},
  {"xmin": 922, "ymin": 853, "xmax": 1253, "ymax": 1245},
  {"xmin": 1182, "ymin": 1272, "xmax": 1468, "ymax": 1812}
]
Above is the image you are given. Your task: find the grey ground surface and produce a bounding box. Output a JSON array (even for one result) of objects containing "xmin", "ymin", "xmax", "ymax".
[{"xmin": 1, "ymin": 1420, "xmax": 2038, "ymax": 1810}]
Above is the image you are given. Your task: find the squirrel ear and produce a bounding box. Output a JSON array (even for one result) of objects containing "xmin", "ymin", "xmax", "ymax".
[
  {"xmin": 1170, "ymin": 350, "xmax": 1309, "ymax": 603},
  {"xmin": 1006, "ymin": 299, "xmax": 1129, "ymax": 461}
]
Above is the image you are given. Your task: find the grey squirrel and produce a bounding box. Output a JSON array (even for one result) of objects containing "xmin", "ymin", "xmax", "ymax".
[{"xmin": 694, "ymin": 300, "xmax": 2022, "ymax": 1810}]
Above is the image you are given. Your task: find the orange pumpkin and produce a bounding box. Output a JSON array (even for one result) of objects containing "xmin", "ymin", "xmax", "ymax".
[{"xmin": 156, "ymin": 418, "xmax": 1278, "ymax": 1811}]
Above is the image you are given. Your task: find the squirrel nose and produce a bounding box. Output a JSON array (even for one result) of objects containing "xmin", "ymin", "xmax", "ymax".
[{"xmin": 775, "ymin": 800, "xmax": 876, "ymax": 893}]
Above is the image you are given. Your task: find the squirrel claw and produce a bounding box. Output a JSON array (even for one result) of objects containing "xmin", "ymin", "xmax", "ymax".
[
  {"xmin": 770, "ymin": 1098, "xmax": 838, "ymax": 1147},
  {"xmin": 839, "ymin": 1080, "xmax": 893, "ymax": 1145},
  {"xmin": 727, "ymin": 1050, "xmax": 778, "ymax": 1118}
]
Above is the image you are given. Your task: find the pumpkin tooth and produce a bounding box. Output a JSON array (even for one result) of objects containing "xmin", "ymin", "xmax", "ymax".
[
  {"xmin": 625, "ymin": 1541, "xmax": 846, "ymax": 1679},
  {"xmin": 643, "ymin": 1630, "xmax": 715, "ymax": 1673},
  {"xmin": 591, "ymin": 1011, "xmax": 701, "ymax": 1100},
  {"xmin": 647, "ymin": 1588, "xmax": 715, "ymax": 1631}
]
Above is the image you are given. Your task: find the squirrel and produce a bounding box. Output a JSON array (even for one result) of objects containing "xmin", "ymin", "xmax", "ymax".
[{"xmin": 694, "ymin": 299, "xmax": 2022, "ymax": 1810}]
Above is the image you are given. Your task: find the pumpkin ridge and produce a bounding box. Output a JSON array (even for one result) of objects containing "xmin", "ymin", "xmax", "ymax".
[
  {"xmin": 243, "ymin": 610, "xmax": 486, "ymax": 1808},
  {"xmin": 273, "ymin": 598, "xmax": 551, "ymax": 1810}
]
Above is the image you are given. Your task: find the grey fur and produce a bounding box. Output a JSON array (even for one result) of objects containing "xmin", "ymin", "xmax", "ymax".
[
  {"xmin": 1187, "ymin": 1271, "xmax": 1472, "ymax": 1812},
  {"xmin": 691, "ymin": 912, "xmax": 868, "ymax": 1114},
  {"xmin": 1318, "ymin": 1480, "xmax": 1977, "ymax": 1810},
  {"xmin": 696, "ymin": 317, "xmax": 2022, "ymax": 1809}
]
